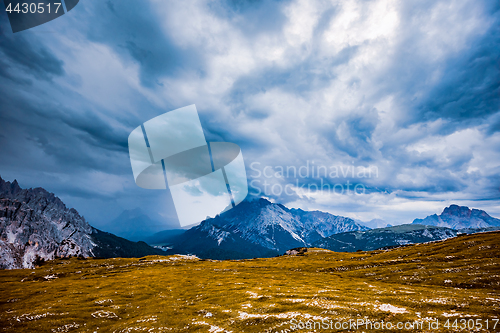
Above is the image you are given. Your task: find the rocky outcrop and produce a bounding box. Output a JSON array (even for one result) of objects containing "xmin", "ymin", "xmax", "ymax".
[
  {"xmin": 0, "ymin": 177, "xmax": 94, "ymax": 269},
  {"xmin": 312, "ymin": 224, "xmax": 458, "ymax": 252},
  {"xmin": 0, "ymin": 176, "xmax": 163, "ymax": 269}
]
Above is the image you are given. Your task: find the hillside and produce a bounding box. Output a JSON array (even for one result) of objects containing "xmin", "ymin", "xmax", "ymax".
[
  {"xmin": 0, "ymin": 231, "xmax": 498, "ymax": 332},
  {"xmin": 312, "ymin": 224, "xmax": 458, "ymax": 252}
]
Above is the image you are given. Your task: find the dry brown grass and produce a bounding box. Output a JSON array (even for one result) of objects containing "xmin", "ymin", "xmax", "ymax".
[{"xmin": 0, "ymin": 231, "xmax": 499, "ymax": 332}]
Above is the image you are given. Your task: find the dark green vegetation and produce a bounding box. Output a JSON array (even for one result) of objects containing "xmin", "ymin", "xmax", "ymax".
[
  {"xmin": 91, "ymin": 228, "xmax": 165, "ymax": 258},
  {"xmin": 312, "ymin": 224, "xmax": 456, "ymax": 252},
  {"xmin": 1, "ymin": 232, "xmax": 499, "ymax": 332},
  {"xmin": 165, "ymin": 228, "xmax": 280, "ymax": 260},
  {"xmin": 312, "ymin": 224, "xmax": 500, "ymax": 252},
  {"xmin": 144, "ymin": 229, "xmax": 187, "ymax": 246}
]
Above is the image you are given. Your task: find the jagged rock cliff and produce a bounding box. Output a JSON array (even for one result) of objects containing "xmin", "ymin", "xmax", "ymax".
[
  {"xmin": 0, "ymin": 177, "xmax": 94, "ymax": 269},
  {"xmin": 0, "ymin": 176, "xmax": 163, "ymax": 269},
  {"xmin": 167, "ymin": 198, "xmax": 369, "ymax": 259}
]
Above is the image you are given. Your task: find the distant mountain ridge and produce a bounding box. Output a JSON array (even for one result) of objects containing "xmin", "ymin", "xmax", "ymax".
[
  {"xmin": 167, "ymin": 198, "xmax": 369, "ymax": 259},
  {"xmin": 4, "ymin": 174, "xmax": 500, "ymax": 266},
  {"xmin": 356, "ymin": 218, "xmax": 392, "ymax": 229},
  {"xmin": 412, "ymin": 204, "xmax": 500, "ymax": 229},
  {"xmin": 167, "ymin": 202, "xmax": 500, "ymax": 258},
  {"xmin": 102, "ymin": 208, "xmax": 179, "ymax": 242},
  {"xmin": 312, "ymin": 224, "xmax": 458, "ymax": 252},
  {"xmin": 0, "ymin": 176, "xmax": 164, "ymax": 269}
]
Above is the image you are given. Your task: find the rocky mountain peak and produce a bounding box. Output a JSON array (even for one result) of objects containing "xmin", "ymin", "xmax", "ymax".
[
  {"xmin": 0, "ymin": 176, "xmax": 68, "ymax": 213},
  {"xmin": 168, "ymin": 198, "xmax": 369, "ymax": 257},
  {"xmin": 0, "ymin": 176, "xmax": 95, "ymax": 268},
  {"xmin": 0, "ymin": 176, "xmax": 21, "ymax": 197},
  {"xmin": 413, "ymin": 204, "xmax": 500, "ymax": 229},
  {"xmin": 442, "ymin": 204, "xmax": 472, "ymax": 218},
  {"xmin": 0, "ymin": 176, "xmax": 165, "ymax": 269}
]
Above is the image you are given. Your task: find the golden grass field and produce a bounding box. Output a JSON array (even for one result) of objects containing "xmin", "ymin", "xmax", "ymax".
[{"xmin": 1, "ymin": 231, "xmax": 499, "ymax": 332}]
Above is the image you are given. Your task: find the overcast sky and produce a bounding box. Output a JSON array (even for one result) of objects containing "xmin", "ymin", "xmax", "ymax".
[{"xmin": 0, "ymin": 0, "xmax": 499, "ymax": 228}]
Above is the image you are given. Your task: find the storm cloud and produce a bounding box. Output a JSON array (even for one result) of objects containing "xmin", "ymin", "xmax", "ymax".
[{"xmin": 0, "ymin": 0, "xmax": 498, "ymax": 227}]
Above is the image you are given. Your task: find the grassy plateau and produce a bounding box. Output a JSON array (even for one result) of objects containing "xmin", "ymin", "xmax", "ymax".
[{"xmin": 1, "ymin": 231, "xmax": 499, "ymax": 332}]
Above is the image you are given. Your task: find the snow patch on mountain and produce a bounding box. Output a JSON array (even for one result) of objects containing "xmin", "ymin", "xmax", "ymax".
[{"xmin": 173, "ymin": 199, "xmax": 369, "ymax": 254}]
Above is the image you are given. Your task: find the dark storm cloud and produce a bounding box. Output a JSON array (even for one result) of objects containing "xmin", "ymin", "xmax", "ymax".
[
  {"xmin": 0, "ymin": 72, "xmax": 129, "ymax": 157},
  {"xmin": 80, "ymin": 0, "xmax": 204, "ymax": 88},
  {"xmin": 222, "ymin": 0, "xmax": 288, "ymax": 36},
  {"xmin": 0, "ymin": 3, "xmax": 192, "ymax": 225},
  {"xmin": 200, "ymin": 109, "xmax": 273, "ymax": 156},
  {"xmin": 486, "ymin": 112, "xmax": 500, "ymax": 135},
  {"xmin": 58, "ymin": 109, "xmax": 129, "ymax": 152},
  {"xmin": 0, "ymin": 22, "xmax": 64, "ymax": 80},
  {"xmin": 374, "ymin": 1, "xmax": 500, "ymax": 130},
  {"xmin": 226, "ymin": 45, "xmax": 358, "ymax": 107},
  {"xmin": 317, "ymin": 109, "xmax": 380, "ymax": 160},
  {"xmin": 0, "ymin": 93, "xmax": 129, "ymax": 176},
  {"xmin": 416, "ymin": 23, "xmax": 500, "ymax": 123},
  {"xmin": 0, "ymin": 0, "xmax": 499, "ymax": 224}
]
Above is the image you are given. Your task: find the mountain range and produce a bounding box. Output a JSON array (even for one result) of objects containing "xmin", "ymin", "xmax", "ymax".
[
  {"xmin": 162, "ymin": 201, "xmax": 500, "ymax": 259},
  {"xmin": 2, "ymin": 175, "xmax": 500, "ymax": 267},
  {"xmin": 312, "ymin": 206, "xmax": 500, "ymax": 252},
  {"xmin": 412, "ymin": 204, "xmax": 500, "ymax": 229},
  {"xmin": 164, "ymin": 198, "xmax": 369, "ymax": 259},
  {"xmin": 0, "ymin": 176, "xmax": 164, "ymax": 269},
  {"xmin": 312, "ymin": 224, "xmax": 458, "ymax": 252}
]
